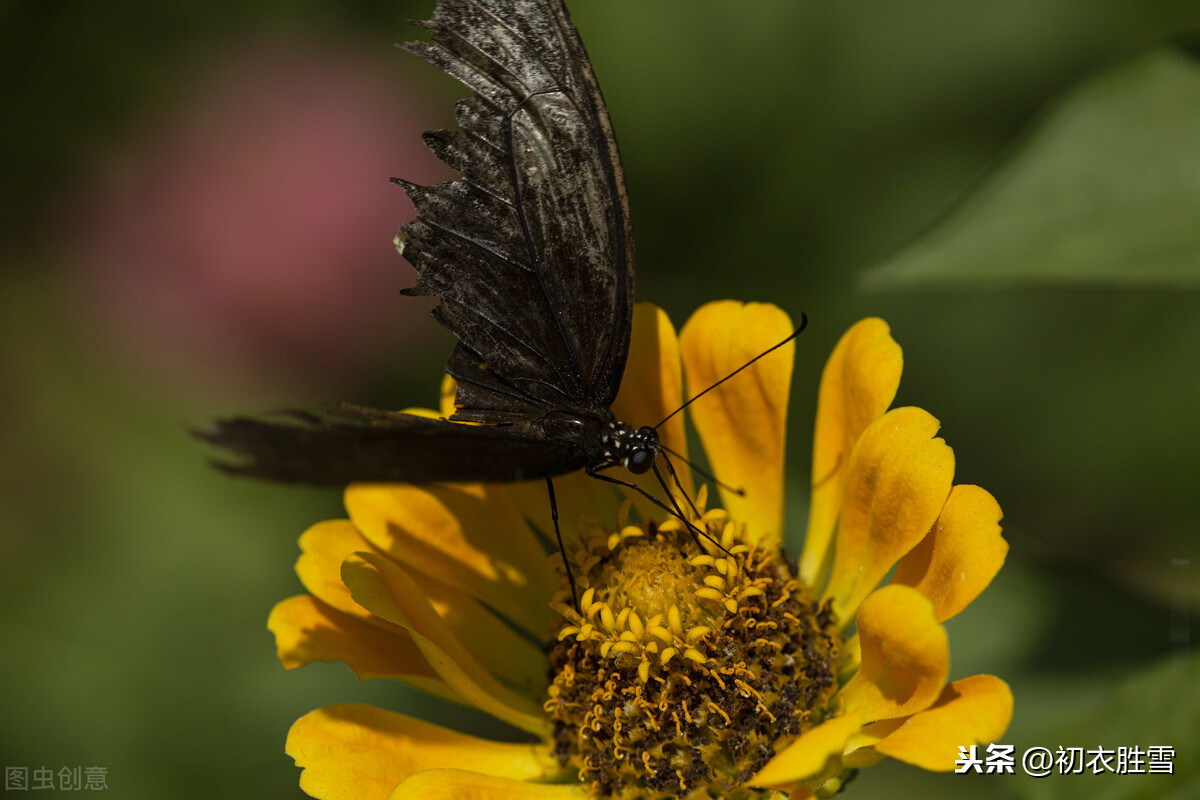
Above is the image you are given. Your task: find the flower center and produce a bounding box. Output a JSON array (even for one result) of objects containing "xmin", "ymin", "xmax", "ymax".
[{"xmin": 545, "ymin": 508, "xmax": 840, "ymax": 799}]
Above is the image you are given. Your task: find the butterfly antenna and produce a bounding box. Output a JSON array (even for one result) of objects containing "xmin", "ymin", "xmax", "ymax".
[{"xmin": 654, "ymin": 313, "xmax": 808, "ymax": 430}]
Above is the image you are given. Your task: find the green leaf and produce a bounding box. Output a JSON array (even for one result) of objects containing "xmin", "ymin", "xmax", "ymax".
[
  {"xmin": 1014, "ymin": 652, "xmax": 1199, "ymax": 800},
  {"xmin": 863, "ymin": 49, "xmax": 1200, "ymax": 289}
]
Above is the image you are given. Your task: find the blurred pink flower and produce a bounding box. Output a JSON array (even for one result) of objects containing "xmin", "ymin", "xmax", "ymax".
[{"xmin": 67, "ymin": 37, "xmax": 449, "ymax": 397}]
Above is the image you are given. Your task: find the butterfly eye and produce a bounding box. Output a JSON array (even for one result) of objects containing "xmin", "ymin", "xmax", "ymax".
[{"xmin": 627, "ymin": 447, "xmax": 654, "ymax": 475}]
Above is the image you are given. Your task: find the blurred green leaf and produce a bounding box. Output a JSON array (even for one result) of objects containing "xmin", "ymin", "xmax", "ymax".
[
  {"xmin": 864, "ymin": 49, "xmax": 1200, "ymax": 290},
  {"xmin": 1015, "ymin": 651, "xmax": 1198, "ymax": 800}
]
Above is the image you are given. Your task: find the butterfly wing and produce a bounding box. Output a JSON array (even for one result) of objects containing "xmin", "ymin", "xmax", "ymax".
[
  {"xmin": 200, "ymin": 0, "xmax": 631, "ymax": 486},
  {"xmin": 199, "ymin": 405, "xmax": 594, "ymax": 485},
  {"xmin": 397, "ymin": 0, "xmax": 635, "ymax": 423}
]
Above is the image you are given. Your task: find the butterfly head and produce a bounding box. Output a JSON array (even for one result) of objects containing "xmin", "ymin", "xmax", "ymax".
[{"xmin": 602, "ymin": 422, "xmax": 660, "ymax": 475}]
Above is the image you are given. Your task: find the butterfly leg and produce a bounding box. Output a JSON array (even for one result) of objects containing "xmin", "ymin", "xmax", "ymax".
[
  {"xmin": 658, "ymin": 449, "xmax": 701, "ymax": 519},
  {"xmin": 546, "ymin": 477, "xmax": 580, "ymax": 612},
  {"xmin": 648, "ymin": 463, "xmax": 704, "ymax": 550},
  {"xmin": 651, "ymin": 464, "xmax": 733, "ymax": 557},
  {"xmin": 654, "ymin": 455, "xmax": 734, "ymax": 556}
]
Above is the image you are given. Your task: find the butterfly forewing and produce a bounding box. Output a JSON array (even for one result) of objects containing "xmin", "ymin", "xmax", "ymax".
[
  {"xmin": 201, "ymin": 0, "xmax": 638, "ymax": 486},
  {"xmin": 399, "ymin": 0, "xmax": 634, "ymax": 418}
]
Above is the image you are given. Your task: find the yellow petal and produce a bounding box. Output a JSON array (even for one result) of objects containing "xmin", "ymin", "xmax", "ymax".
[
  {"xmin": 267, "ymin": 595, "xmax": 457, "ymax": 703},
  {"xmin": 440, "ymin": 373, "xmax": 457, "ymax": 418},
  {"xmin": 388, "ymin": 770, "xmax": 586, "ymax": 800},
  {"xmin": 612, "ymin": 303, "xmax": 688, "ymax": 455},
  {"xmin": 840, "ymin": 738, "xmax": 887, "ymax": 770},
  {"xmin": 505, "ymin": 465, "xmax": 622, "ymax": 542},
  {"xmin": 679, "ymin": 301, "xmax": 795, "ymax": 546},
  {"xmin": 287, "ymin": 703, "xmax": 561, "ymax": 800},
  {"xmin": 857, "ymin": 675, "xmax": 1014, "ymax": 771},
  {"xmin": 341, "ymin": 552, "xmax": 548, "ymax": 736},
  {"xmin": 800, "ymin": 318, "xmax": 902, "ymax": 585},
  {"xmin": 345, "ymin": 483, "xmax": 556, "ymax": 634},
  {"xmin": 838, "ymin": 632, "xmax": 862, "ymax": 682},
  {"xmin": 750, "ymin": 712, "xmax": 863, "ymax": 791},
  {"xmin": 892, "ymin": 484, "xmax": 1007, "ymax": 622},
  {"xmin": 292, "ymin": 517, "xmax": 546, "ymax": 692},
  {"xmin": 408, "ymin": 568, "xmax": 548, "ymax": 694},
  {"xmin": 295, "ymin": 520, "xmax": 375, "ymax": 618},
  {"xmin": 838, "ymin": 585, "xmax": 949, "ymax": 722},
  {"xmin": 821, "ymin": 407, "xmax": 954, "ymax": 624},
  {"xmin": 609, "ymin": 302, "xmax": 691, "ymax": 519}
]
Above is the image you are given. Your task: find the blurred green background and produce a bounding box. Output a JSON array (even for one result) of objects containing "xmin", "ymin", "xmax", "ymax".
[{"xmin": 2, "ymin": 1, "xmax": 1197, "ymax": 797}]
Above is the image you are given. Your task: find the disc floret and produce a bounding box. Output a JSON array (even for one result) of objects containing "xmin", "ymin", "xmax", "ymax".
[{"xmin": 546, "ymin": 503, "xmax": 841, "ymax": 799}]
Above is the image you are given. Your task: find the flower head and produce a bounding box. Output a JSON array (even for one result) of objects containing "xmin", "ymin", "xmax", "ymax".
[{"xmin": 270, "ymin": 301, "xmax": 1012, "ymax": 799}]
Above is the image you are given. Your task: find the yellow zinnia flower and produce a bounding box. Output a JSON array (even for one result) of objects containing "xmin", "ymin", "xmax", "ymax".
[{"xmin": 269, "ymin": 300, "xmax": 1013, "ymax": 799}]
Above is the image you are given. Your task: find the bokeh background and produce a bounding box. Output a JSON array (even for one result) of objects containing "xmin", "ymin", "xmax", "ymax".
[{"xmin": 2, "ymin": 1, "xmax": 1197, "ymax": 797}]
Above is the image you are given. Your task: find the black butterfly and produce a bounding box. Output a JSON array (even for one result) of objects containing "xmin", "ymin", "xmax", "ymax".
[
  {"xmin": 201, "ymin": 0, "xmax": 800, "ymax": 596},
  {"xmin": 207, "ymin": 0, "xmax": 658, "ymax": 484}
]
